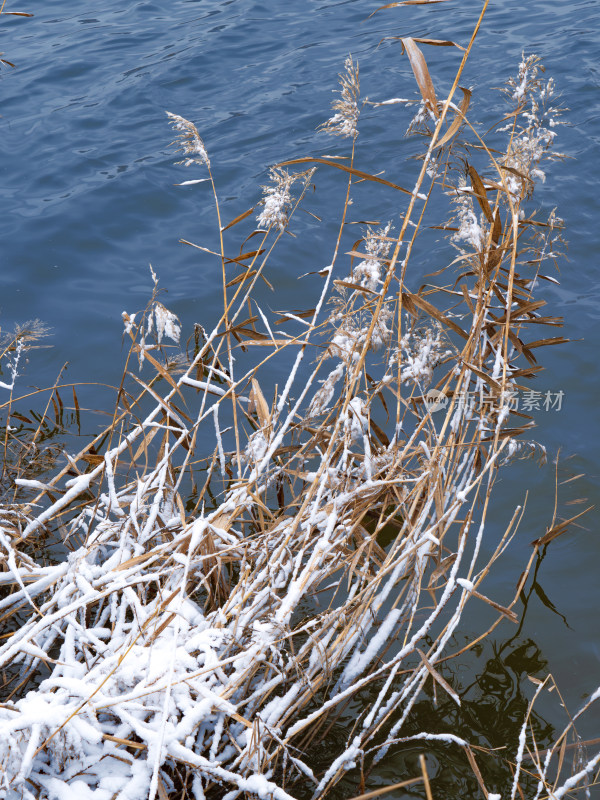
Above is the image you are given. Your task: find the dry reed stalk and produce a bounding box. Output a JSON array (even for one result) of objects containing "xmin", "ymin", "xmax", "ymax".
[{"xmin": 0, "ymin": 3, "xmax": 595, "ymax": 800}]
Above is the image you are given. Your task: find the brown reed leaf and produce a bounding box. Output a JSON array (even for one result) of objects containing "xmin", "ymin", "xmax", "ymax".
[
  {"xmin": 226, "ymin": 269, "xmax": 257, "ymax": 288},
  {"xmin": 274, "ymin": 308, "xmax": 316, "ymax": 325},
  {"xmin": 468, "ymin": 165, "xmax": 493, "ymax": 222},
  {"xmin": 250, "ymin": 378, "xmax": 272, "ymax": 434},
  {"xmin": 229, "ymin": 249, "xmax": 265, "ymax": 264},
  {"xmin": 231, "ymin": 327, "xmax": 269, "ymax": 341},
  {"xmin": 402, "ymin": 290, "xmax": 469, "ymax": 339},
  {"xmin": 464, "ymin": 747, "xmax": 489, "ymax": 798},
  {"xmin": 276, "ymin": 157, "xmax": 411, "ymax": 194},
  {"xmin": 531, "ymin": 506, "xmax": 594, "ymax": 547},
  {"xmin": 401, "ymin": 38, "xmax": 439, "ymax": 118},
  {"xmin": 417, "ymin": 648, "xmax": 460, "ymax": 705},
  {"xmin": 492, "ymin": 207, "xmax": 502, "ymax": 243},
  {"xmin": 525, "ymin": 336, "xmax": 570, "ymax": 349},
  {"xmin": 412, "ymin": 37, "xmax": 464, "ymax": 49},
  {"xmin": 428, "ymin": 552, "xmax": 457, "ymax": 587},
  {"xmin": 435, "ymin": 86, "xmax": 471, "ymax": 149},
  {"xmin": 334, "ymin": 279, "xmax": 378, "ymax": 296},
  {"xmin": 221, "ymin": 206, "xmax": 256, "ymax": 232},
  {"xmin": 368, "ymin": 0, "xmax": 452, "ymax": 17},
  {"xmin": 471, "ymin": 589, "xmax": 518, "ymax": 623},
  {"xmin": 370, "ymin": 418, "xmax": 390, "ymax": 447},
  {"xmin": 347, "ymin": 777, "xmax": 423, "ymax": 800}
]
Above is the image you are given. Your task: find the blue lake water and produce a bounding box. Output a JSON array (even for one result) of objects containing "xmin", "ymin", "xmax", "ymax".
[{"xmin": 1, "ymin": 0, "xmax": 599, "ymax": 792}]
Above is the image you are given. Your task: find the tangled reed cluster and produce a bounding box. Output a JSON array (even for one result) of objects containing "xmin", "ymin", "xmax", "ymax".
[{"xmin": 0, "ymin": 3, "xmax": 596, "ymax": 799}]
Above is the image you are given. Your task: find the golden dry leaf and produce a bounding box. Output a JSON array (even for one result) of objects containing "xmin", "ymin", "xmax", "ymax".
[
  {"xmin": 428, "ymin": 552, "xmax": 457, "ymax": 587},
  {"xmin": 468, "ymin": 165, "xmax": 493, "ymax": 222},
  {"xmin": 401, "ymin": 38, "xmax": 439, "ymax": 118},
  {"xmin": 221, "ymin": 205, "xmax": 256, "ymax": 232},
  {"xmin": 277, "ymin": 156, "xmax": 410, "ymax": 194},
  {"xmin": 226, "ymin": 269, "xmax": 257, "ymax": 288},
  {"xmin": 435, "ymin": 87, "xmax": 471, "ymax": 149},
  {"xmin": 472, "ymin": 589, "xmax": 518, "ymax": 623},
  {"xmin": 369, "ymin": 0, "xmax": 452, "ymax": 17},
  {"xmin": 417, "ymin": 648, "xmax": 460, "ymax": 705},
  {"xmin": 250, "ymin": 378, "xmax": 272, "ymax": 433},
  {"xmin": 492, "ymin": 208, "xmax": 502, "ymax": 244},
  {"xmin": 333, "ymin": 279, "xmax": 378, "ymax": 295},
  {"xmin": 531, "ymin": 506, "xmax": 593, "ymax": 547},
  {"xmin": 402, "ymin": 290, "xmax": 468, "ymax": 340}
]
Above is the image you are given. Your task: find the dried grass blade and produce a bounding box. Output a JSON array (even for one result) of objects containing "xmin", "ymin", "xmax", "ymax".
[
  {"xmin": 229, "ymin": 249, "xmax": 265, "ymax": 264},
  {"xmin": 428, "ymin": 553, "xmax": 457, "ymax": 587},
  {"xmin": 230, "ymin": 327, "xmax": 269, "ymax": 341},
  {"xmin": 413, "ymin": 37, "xmax": 464, "ymax": 49},
  {"xmin": 401, "ymin": 38, "xmax": 439, "ymax": 118},
  {"xmin": 472, "ymin": 589, "xmax": 518, "ymax": 623},
  {"xmin": 435, "ymin": 87, "xmax": 471, "ymax": 149},
  {"xmin": 461, "ymin": 361, "xmax": 502, "ymax": 392},
  {"xmin": 468, "ymin": 165, "xmax": 493, "ymax": 222},
  {"xmin": 368, "ymin": 0, "xmax": 452, "ymax": 16},
  {"xmin": 221, "ymin": 206, "xmax": 256, "ymax": 232},
  {"xmin": 250, "ymin": 378, "xmax": 272, "ymax": 433},
  {"xmin": 417, "ymin": 648, "xmax": 461, "ymax": 706},
  {"xmin": 526, "ymin": 336, "xmax": 570, "ymax": 349},
  {"xmin": 137, "ymin": 348, "xmax": 188, "ymax": 409},
  {"xmin": 492, "ymin": 208, "xmax": 502, "ymax": 244},
  {"xmin": 334, "ymin": 279, "xmax": 378, "ymax": 296},
  {"xmin": 370, "ymin": 418, "xmax": 390, "ymax": 447},
  {"xmin": 531, "ymin": 506, "xmax": 594, "ymax": 547},
  {"xmin": 226, "ymin": 269, "xmax": 257, "ymax": 288},
  {"xmin": 464, "ymin": 747, "xmax": 488, "ymax": 798},
  {"xmin": 276, "ymin": 157, "xmax": 411, "ymax": 194},
  {"xmin": 347, "ymin": 777, "xmax": 423, "ymax": 800},
  {"xmin": 402, "ymin": 291, "xmax": 468, "ymax": 339}
]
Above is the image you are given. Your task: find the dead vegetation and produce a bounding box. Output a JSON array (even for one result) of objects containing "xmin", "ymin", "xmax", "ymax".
[{"xmin": 0, "ymin": 2, "xmax": 597, "ymax": 799}]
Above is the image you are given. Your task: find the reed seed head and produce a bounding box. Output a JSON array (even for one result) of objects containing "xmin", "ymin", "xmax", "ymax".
[
  {"xmin": 256, "ymin": 167, "xmax": 295, "ymax": 231},
  {"xmin": 166, "ymin": 111, "xmax": 210, "ymax": 168},
  {"xmin": 320, "ymin": 55, "xmax": 360, "ymax": 139}
]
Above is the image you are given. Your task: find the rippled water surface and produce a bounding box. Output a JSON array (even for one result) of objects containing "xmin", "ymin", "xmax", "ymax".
[{"xmin": 1, "ymin": 0, "xmax": 599, "ymax": 794}]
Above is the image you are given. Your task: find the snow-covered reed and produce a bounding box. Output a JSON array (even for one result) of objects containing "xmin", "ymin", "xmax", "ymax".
[{"xmin": 0, "ymin": 4, "xmax": 594, "ymax": 799}]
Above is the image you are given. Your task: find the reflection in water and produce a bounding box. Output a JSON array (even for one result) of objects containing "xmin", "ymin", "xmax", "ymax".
[
  {"xmin": 295, "ymin": 635, "xmax": 554, "ymax": 800},
  {"xmin": 296, "ymin": 555, "xmax": 567, "ymax": 800}
]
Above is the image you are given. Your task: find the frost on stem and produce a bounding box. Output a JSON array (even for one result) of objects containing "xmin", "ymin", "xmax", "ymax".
[
  {"xmin": 166, "ymin": 111, "xmax": 210, "ymax": 168},
  {"xmin": 320, "ymin": 55, "xmax": 360, "ymax": 139}
]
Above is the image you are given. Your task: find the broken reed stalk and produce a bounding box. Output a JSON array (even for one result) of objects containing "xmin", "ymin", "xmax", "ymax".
[{"xmin": 0, "ymin": 3, "xmax": 595, "ymax": 799}]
